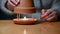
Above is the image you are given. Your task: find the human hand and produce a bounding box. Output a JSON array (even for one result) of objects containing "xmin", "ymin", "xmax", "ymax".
[
  {"xmin": 8, "ymin": 0, "xmax": 20, "ymax": 6},
  {"xmin": 41, "ymin": 9, "xmax": 58, "ymax": 21}
]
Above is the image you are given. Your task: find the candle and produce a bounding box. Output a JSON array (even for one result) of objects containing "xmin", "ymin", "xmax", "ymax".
[{"xmin": 24, "ymin": 29, "xmax": 26, "ymax": 34}]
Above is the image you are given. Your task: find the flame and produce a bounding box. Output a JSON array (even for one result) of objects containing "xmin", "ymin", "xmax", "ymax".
[{"xmin": 23, "ymin": 16, "xmax": 28, "ymax": 20}]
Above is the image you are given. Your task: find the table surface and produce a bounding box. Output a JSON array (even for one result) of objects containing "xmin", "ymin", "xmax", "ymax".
[{"xmin": 0, "ymin": 20, "xmax": 60, "ymax": 34}]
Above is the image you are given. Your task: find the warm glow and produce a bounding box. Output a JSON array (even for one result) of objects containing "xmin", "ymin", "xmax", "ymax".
[
  {"xmin": 23, "ymin": 16, "xmax": 28, "ymax": 20},
  {"xmin": 24, "ymin": 29, "xmax": 26, "ymax": 34}
]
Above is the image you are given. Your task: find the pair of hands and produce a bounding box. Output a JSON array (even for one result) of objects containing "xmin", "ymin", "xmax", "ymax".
[
  {"xmin": 41, "ymin": 9, "xmax": 58, "ymax": 21},
  {"xmin": 8, "ymin": 0, "xmax": 58, "ymax": 21}
]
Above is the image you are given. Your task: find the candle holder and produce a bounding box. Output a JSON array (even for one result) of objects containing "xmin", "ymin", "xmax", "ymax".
[
  {"xmin": 13, "ymin": 15, "xmax": 38, "ymax": 25},
  {"xmin": 14, "ymin": 0, "xmax": 36, "ymax": 14},
  {"xmin": 13, "ymin": 18, "xmax": 37, "ymax": 25},
  {"xmin": 13, "ymin": 0, "xmax": 38, "ymax": 25}
]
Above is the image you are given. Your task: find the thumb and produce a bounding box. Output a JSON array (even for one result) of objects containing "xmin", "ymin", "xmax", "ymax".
[
  {"xmin": 41, "ymin": 9, "xmax": 46, "ymax": 18},
  {"xmin": 41, "ymin": 9, "xmax": 46, "ymax": 15}
]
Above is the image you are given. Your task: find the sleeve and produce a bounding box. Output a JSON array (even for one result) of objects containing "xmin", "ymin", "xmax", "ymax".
[
  {"xmin": 51, "ymin": 0, "xmax": 60, "ymax": 17},
  {"xmin": 1, "ymin": 0, "xmax": 14, "ymax": 16}
]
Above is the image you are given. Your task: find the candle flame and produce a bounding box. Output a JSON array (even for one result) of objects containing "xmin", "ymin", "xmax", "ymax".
[
  {"xmin": 23, "ymin": 16, "xmax": 28, "ymax": 20},
  {"xmin": 24, "ymin": 29, "xmax": 26, "ymax": 34}
]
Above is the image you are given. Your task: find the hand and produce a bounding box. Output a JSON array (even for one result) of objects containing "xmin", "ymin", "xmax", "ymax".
[
  {"xmin": 41, "ymin": 9, "xmax": 58, "ymax": 21},
  {"xmin": 8, "ymin": 0, "xmax": 20, "ymax": 6}
]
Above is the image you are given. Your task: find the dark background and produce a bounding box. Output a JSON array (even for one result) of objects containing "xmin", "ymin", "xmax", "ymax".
[{"xmin": 0, "ymin": 9, "xmax": 13, "ymax": 20}]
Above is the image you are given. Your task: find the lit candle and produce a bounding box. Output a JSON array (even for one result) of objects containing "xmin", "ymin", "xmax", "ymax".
[
  {"xmin": 24, "ymin": 29, "xmax": 26, "ymax": 34},
  {"xmin": 22, "ymin": 16, "xmax": 28, "ymax": 20}
]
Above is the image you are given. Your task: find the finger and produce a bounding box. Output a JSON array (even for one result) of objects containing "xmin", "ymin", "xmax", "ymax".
[
  {"xmin": 41, "ymin": 9, "xmax": 52, "ymax": 18},
  {"xmin": 8, "ymin": 0, "xmax": 15, "ymax": 6},
  {"xmin": 41, "ymin": 9, "xmax": 46, "ymax": 15},
  {"xmin": 10, "ymin": 0, "xmax": 18, "ymax": 5},
  {"xmin": 46, "ymin": 16, "xmax": 55, "ymax": 21},
  {"xmin": 46, "ymin": 15, "xmax": 57, "ymax": 21},
  {"xmin": 44, "ymin": 11, "xmax": 57, "ymax": 19},
  {"xmin": 15, "ymin": 0, "xmax": 20, "ymax": 2}
]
